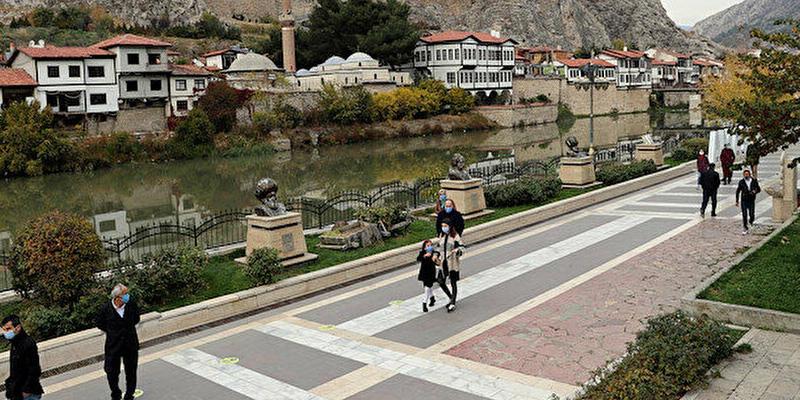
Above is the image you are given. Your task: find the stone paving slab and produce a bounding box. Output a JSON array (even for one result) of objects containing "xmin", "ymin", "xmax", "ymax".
[
  {"xmin": 683, "ymin": 329, "xmax": 800, "ymax": 400},
  {"xmin": 345, "ymin": 374, "xmax": 491, "ymax": 400},
  {"xmin": 445, "ymin": 217, "xmax": 771, "ymax": 386}
]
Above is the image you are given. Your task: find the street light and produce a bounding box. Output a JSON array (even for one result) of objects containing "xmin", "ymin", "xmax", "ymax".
[{"xmin": 580, "ymin": 55, "xmax": 598, "ymax": 157}]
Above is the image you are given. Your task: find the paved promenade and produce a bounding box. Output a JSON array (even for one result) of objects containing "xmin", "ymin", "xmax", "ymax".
[{"xmin": 26, "ymin": 150, "xmax": 800, "ymax": 400}]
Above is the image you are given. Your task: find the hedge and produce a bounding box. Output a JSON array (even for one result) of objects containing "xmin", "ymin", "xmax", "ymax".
[
  {"xmin": 597, "ymin": 160, "xmax": 658, "ymax": 186},
  {"xmin": 485, "ymin": 176, "xmax": 562, "ymax": 207},
  {"xmin": 576, "ymin": 311, "xmax": 741, "ymax": 400}
]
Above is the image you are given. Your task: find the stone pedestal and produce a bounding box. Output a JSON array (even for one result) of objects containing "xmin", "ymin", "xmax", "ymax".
[
  {"xmin": 635, "ymin": 143, "xmax": 664, "ymax": 167},
  {"xmin": 440, "ymin": 179, "xmax": 493, "ymax": 219},
  {"xmin": 765, "ymin": 153, "xmax": 798, "ymax": 223},
  {"xmin": 559, "ymin": 156, "xmax": 596, "ymax": 186},
  {"xmin": 237, "ymin": 212, "xmax": 318, "ymax": 267}
]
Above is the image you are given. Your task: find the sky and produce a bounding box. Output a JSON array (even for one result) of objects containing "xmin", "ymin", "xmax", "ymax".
[{"xmin": 660, "ymin": 0, "xmax": 746, "ymax": 27}]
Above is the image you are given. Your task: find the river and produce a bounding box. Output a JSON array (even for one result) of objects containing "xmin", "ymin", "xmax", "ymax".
[{"xmin": 0, "ymin": 110, "xmax": 707, "ymax": 250}]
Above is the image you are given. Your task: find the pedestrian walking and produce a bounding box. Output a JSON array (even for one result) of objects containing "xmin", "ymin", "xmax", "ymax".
[
  {"xmin": 696, "ymin": 150, "xmax": 709, "ymax": 187},
  {"xmin": 436, "ymin": 199, "xmax": 465, "ymax": 237},
  {"xmin": 736, "ymin": 169, "xmax": 761, "ymax": 235},
  {"xmin": 438, "ymin": 220, "xmax": 463, "ymax": 313},
  {"xmin": 720, "ymin": 144, "xmax": 736, "ymax": 184},
  {"xmin": 433, "ymin": 189, "xmax": 447, "ymax": 214},
  {"xmin": 96, "ymin": 284, "xmax": 141, "ymax": 400},
  {"xmin": 2, "ymin": 315, "xmax": 43, "ymax": 400},
  {"xmin": 417, "ymin": 240, "xmax": 451, "ymax": 312},
  {"xmin": 700, "ymin": 163, "xmax": 721, "ymax": 218}
]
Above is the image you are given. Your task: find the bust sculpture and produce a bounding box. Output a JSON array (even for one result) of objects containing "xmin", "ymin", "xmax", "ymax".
[
  {"xmin": 564, "ymin": 136, "xmax": 588, "ymax": 157},
  {"xmin": 448, "ymin": 153, "xmax": 472, "ymax": 180},
  {"xmin": 254, "ymin": 178, "xmax": 287, "ymax": 217}
]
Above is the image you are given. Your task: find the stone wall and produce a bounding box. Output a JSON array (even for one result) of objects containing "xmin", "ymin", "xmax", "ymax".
[
  {"xmin": 476, "ymin": 104, "xmax": 558, "ymax": 128},
  {"xmin": 86, "ymin": 107, "xmax": 167, "ymax": 134},
  {"xmin": 237, "ymin": 91, "xmax": 319, "ymax": 126},
  {"xmin": 513, "ymin": 78, "xmax": 651, "ymax": 116},
  {"xmin": 663, "ymin": 91, "xmax": 693, "ymax": 107},
  {"xmin": 564, "ymin": 112, "xmax": 651, "ymax": 149}
]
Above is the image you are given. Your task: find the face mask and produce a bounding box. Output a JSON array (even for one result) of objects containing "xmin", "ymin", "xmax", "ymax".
[
  {"xmin": 442, "ymin": 226, "xmax": 450, "ymax": 234},
  {"xmin": 439, "ymin": 195, "xmax": 447, "ymax": 202},
  {"xmin": 4, "ymin": 330, "xmax": 15, "ymax": 340},
  {"xmin": 121, "ymin": 293, "xmax": 130, "ymax": 304},
  {"xmin": 425, "ymin": 245, "xmax": 434, "ymax": 253},
  {"xmin": 445, "ymin": 207, "xmax": 453, "ymax": 213}
]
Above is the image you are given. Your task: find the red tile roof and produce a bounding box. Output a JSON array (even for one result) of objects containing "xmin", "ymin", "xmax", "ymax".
[
  {"xmin": 17, "ymin": 46, "xmax": 114, "ymax": 59},
  {"xmin": 420, "ymin": 31, "xmax": 516, "ymax": 45},
  {"xmin": 560, "ymin": 58, "xmax": 615, "ymax": 68},
  {"xmin": 520, "ymin": 45, "xmax": 571, "ymax": 53},
  {"xmin": 662, "ymin": 49, "xmax": 689, "ymax": 59},
  {"xmin": 92, "ymin": 34, "xmax": 172, "ymax": 49},
  {"xmin": 651, "ymin": 60, "xmax": 677, "ymax": 66},
  {"xmin": 202, "ymin": 49, "xmax": 230, "ymax": 57},
  {"xmin": 693, "ymin": 58, "xmax": 722, "ymax": 67},
  {"xmin": 204, "ymin": 65, "xmax": 222, "ymax": 72},
  {"xmin": 601, "ymin": 49, "xmax": 646, "ymax": 59},
  {"xmin": 0, "ymin": 68, "xmax": 36, "ymax": 86},
  {"xmin": 170, "ymin": 64, "xmax": 212, "ymax": 76}
]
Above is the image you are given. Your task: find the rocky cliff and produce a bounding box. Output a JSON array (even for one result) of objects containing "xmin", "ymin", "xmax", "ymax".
[
  {"xmin": 0, "ymin": 0, "xmax": 719, "ymax": 54},
  {"xmin": 693, "ymin": 0, "xmax": 800, "ymax": 49}
]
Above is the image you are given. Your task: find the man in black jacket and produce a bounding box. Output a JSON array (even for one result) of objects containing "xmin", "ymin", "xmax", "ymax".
[
  {"xmin": 700, "ymin": 163, "xmax": 721, "ymax": 217},
  {"xmin": 736, "ymin": 169, "xmax": 761, "ymax": 234},
  {"xmin": 2, "ymin": 315, "xmax": 43, "ymax": 400},
  {"xmin": 96, "ymin": 284, "xmax": 141, "ymax": 400}
]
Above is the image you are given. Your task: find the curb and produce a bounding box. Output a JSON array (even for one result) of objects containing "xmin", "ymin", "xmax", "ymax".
[
  {"xmin": 680, "ymin": 214, "xmax": 800, "ymax": 333},
  {"xmin": 0, "ymin": 162, "xmax": 694, "ymax": 377}
]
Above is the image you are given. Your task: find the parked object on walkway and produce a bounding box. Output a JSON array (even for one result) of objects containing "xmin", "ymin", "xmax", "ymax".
[
  {"xmin": 736, "ymin": 169, "xmax": 761, "ymax": 234},
  {"xmin": 96, "ymin": 284, "xmax": 141, "ymax": 400},
  {"xmin": 700, "ymin": 163, "xmax": 721, "ymax": 217},
  {"xmin": 764, "ymin": 151, "xmax": 798, "ymax": 223},
  {"xmin": 2, "ymin": 315, "xmax": 43, "ymax": 400}
]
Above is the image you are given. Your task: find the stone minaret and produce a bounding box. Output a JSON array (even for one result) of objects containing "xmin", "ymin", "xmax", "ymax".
[{"xmin": 280, "ymin": 0, "xmax": 297, "ymax": 73}]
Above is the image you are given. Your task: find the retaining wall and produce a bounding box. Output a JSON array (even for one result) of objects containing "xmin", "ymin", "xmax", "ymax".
[
  {"xmin": 476, "ymin": 104, "xmax": 558, "ymax": 127},
  {"xmin": 0, "ymin": 161, "xmax": 694, "ymax": 377},
  {"xmin": 512, "ymin": 78, "xmax": 651, "ymax": 115}
]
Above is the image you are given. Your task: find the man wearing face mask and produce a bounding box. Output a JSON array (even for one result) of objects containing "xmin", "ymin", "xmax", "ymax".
[
  {"xmin": 736, "ymin": 169, "xmax": 761, "ymax": 235},
  {"xmin": 435, "ymin": 199, "xmax": 465, "ymax": 238},
  {"xmin": 96, "ymin": 284, "xmax": 141, "ymax": 400},
  {"xmin": 2, "ymin": 315, "xmax": 43, "ymax": 400}
]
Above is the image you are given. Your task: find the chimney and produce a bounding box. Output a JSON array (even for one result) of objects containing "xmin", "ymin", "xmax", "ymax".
[
  {"xmin": 490, "ymin": 30, "xmax": 501, "ymax": 38},
  {"xmin": 8, "ymin": 41, "xmax": 15, "ymax": 54},
  {"xmin": 623, "ymin": 46, "xmax": 628, "ymax": 52},
  {"xmin": 37, "ymin": 39, "xmax": 45, "ymax": 47}
]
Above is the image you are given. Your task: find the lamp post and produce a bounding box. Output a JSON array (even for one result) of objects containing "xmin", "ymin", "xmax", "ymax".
[{"xmin": 580, "ymin": 52, "xmax": 598, "ymax": 157}]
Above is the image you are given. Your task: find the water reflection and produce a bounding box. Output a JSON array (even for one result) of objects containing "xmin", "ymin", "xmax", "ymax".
[{"xmin": 0, "ymin": 111, "xmax": 709, "ymax": 245}]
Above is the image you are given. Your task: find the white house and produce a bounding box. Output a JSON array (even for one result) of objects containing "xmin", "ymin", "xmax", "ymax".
[
  {"xmin": 294, "ymin": 52, "xmax": 411, "ymax": 92},
  {"xmin": 92, "ymin": 34, "xmax": 172, "ymax": 109},
  {"xmin": 412, "ymin": 31, "xmax": 518, "ymax": 103},
  {"xmin": 645, "ymin": 48, "xmax": 693, "ymax": 87},
  {"xmin": 7, "ymin": 42, "xmax": 119, "ymax": 115},
  {"xmin": 168, "ymin": 64, "xmax": 211, "ymax": 117},
  {"xmin": 598, "ymin": 48, "xmax": 651, "ymax": 89},
  {"xmin": 201, "ymin": 46, "xmax": 249, "ymax": 71},
  {"xmin": 556, "ymin": 58, "xmax": 616, "ymax": 84},
  {"xmin": 0, "ymin": 68, "xmax": 36, "ymax": 108},
  {"xmin": 692, "ymin": 58, "xmax": 724, "ymax": 83}
]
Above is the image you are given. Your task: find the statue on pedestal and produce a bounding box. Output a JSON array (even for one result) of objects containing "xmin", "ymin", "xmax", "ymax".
[
  {"xmin": 448, "ymin": 153, "xmax": 472, "ymax": 180},
  {"xmin": 254, "ymin": 178, "xmax": 287, "ymax": 217},
  {"xmin": 564, "ymin": 136, "xmax": 588, "ymax": 157}
]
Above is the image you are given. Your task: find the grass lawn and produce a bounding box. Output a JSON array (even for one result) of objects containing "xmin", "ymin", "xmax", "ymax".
[{"xmin": 699, "ymin": 218, "xmax": 800, "ymax": 314}]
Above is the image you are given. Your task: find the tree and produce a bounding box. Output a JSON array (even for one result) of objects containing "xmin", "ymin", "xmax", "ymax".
[
  {"xmin": 0, "ymin": 101, "xmax": 76, "ymax": 177},
  {"xmin": 9, "ymin": 211, "xmax": 105, "ymax": 305},
  {"xmin": 703, "ymin": 19, "xmax": 800, "ymax": 167},
  {"xmin": 169, "ymin": 108, "xmax": 216, "ymax": 158},
  {"xmin": 197, "ymin": 81, "xmax": 241, "ymax": 133},
  {"xmin": 282, "ymin": 0, "xmax": 419, "ymax": 68}
]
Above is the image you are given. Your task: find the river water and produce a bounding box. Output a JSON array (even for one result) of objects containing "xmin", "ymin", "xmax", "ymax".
[{"xmin": 0, "ymin": 110, "xmax": 706, "ymax": 250}]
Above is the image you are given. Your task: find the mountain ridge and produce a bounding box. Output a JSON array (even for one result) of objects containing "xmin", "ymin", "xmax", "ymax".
[{"xmin": 693, "ymin": 0, "xmax": 800, "ymax": 48}]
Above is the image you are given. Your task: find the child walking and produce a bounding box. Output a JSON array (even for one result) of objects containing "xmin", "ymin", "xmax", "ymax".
[
  {"xmin": 417, "ymin": 240, "xmax": 450, "ymax": 312},
  {"xmin": 438, "ymin": 220, "xmax": 463, "ymax": 312}
]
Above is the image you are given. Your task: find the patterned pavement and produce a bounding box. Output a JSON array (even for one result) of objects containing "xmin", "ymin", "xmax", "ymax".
[{"xmin": 30, "ymin": 150, "xmax": 800, "ymax": 400}]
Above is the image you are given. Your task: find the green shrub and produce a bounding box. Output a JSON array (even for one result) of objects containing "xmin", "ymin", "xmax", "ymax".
[
  {"xmin": 168, "ymin": 108, "xmax": 216, "ymax": 159},
  {"xmin": 577, "ymin": 311, "xmax": 739, "ymax": 400},
  {"xmin": 372, "ymin": 87, "xmax": 439, "ymax": 121},
  {"xmin": 111, "ymin": 246, "xmax": 206, "ymax": 308},
  {"xmin": 354, "ymin": 204, "xmax": 409, "ymax": 227},
  {"xmin": 0, "ymin": 101, "xmax": 78, "ymax": 177},
  {"xmin": 680, "ymin": 138, "xmax": 709, "ymax": 158},
  {"xmin": 557, "ymin": 103, "xmax": 576, "ymax": 134},
  {"xmin": 253, "ymin": 101, "xmax": 303, "ymax": 133},
  {"xmin": 243, "ymin": 248, "xmax": 281, "ymax": 285},
  {"xmin": 444, "ymin": 88, "xmax": 475, "ymax": 114},
  {"xmin": 197, "ymin": 81, "xmax": 241, "ymax": 133},
  {"xmin": 485, "ymin": 176, "xmax": 562, "ymax": 207},
  {"xmin": 669, "ymin": 147, "xmax": 694, "ymax": 162},
  {"xmin": 317, "ymin": 84, "xmax": 374, "ymax": 125},
  {"xmin": 9, "ymin": 211, "xmax": 105, "ymax": 305},
  {"xmin": 79, "ymin": 132, "xmax": 144, "ymax": 167},
  {"xmin": 597, "ymin": 160, "xmax": 657, "ymax": 186},
  {"xmin": 20, "ymin": 305, "xmax": 72, "ymax": 339}
]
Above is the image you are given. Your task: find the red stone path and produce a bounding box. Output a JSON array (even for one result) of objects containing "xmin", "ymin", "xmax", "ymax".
[{"xmin": 446, "ymin": 217, "xmax": 770, "ymax": 386}]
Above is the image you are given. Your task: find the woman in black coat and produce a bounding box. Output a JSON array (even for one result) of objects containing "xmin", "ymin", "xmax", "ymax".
[
  {"xmin": 436, "ymin": 199, "xmax": 465, "ymax": 237},
  {"xmin": 417, "ymin": 239, "xmax": 451, "ymax": 312}
]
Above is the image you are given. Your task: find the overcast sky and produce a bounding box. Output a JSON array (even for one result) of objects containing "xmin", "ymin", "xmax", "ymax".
[{"xmin": 661, "ymin": 0, "xmax": 746, "ymax": 27}]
